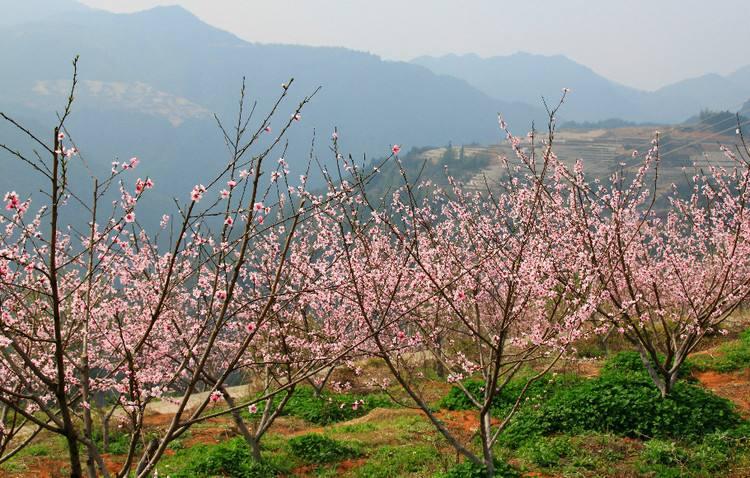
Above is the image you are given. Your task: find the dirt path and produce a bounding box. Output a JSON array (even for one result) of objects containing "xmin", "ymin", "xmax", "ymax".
[{"xmin": 695, "ymin": 369, "xmax": 750, "ymax": 417}]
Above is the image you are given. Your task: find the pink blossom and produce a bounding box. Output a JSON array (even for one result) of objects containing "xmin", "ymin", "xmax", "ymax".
[
  {"xmin": 124, "ymin": 212, "xmax": 135, "ymax": 223},
  {"xmin": 224, "ymin": 216, "xmax": 233, "ymax": 227},
  {"xmin": 392, "ymin": 144, "xmax": 401, "ymax": 155},
  {"xmin": 191, "ymin": 184, "xmax": 206, "ymax": 202},
  {"xmin": 227, "ymin": 180, "xmax": 237, "ymax": 189},
  {"xmin": 4, "ymin": 191, "xmax": 20, "ymax": 211}
]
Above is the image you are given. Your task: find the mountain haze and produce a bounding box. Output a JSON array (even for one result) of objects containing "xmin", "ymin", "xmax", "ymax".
[
  {"xmin": 0, "ymin": 2, "xmax": 544, "ymax": 204},
  {"xmin": 413, "ymin": 53, "xmax": 750, "ymax": 124}
]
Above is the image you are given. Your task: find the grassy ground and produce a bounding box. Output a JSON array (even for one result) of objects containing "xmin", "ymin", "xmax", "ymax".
[{"xmin": 3, "ymin": 329, "xmax": 750, "ymax": 478}]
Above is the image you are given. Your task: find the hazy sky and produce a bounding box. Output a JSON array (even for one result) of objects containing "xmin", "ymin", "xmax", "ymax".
[{"xmin": 78, "ymin": 0, "xmax": 749, "ymax": 91}]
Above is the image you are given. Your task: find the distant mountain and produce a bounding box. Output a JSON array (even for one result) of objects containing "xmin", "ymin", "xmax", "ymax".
[
  {"xmin": 413, "ymin": 53, "xmax": 647, "ymax": 122},
  {"xmin": 741, "ymin": 99, "xmax": 750, "ymax": 117},
  {"xmin": 413, "ymin": 53, "xmax": 750, "ymax": 124},
  {"xmin": 0, "ymin": 0, "xmax": 91, "ymax": 27},
  {"xmin": 0, "ymin": 3, "xmax": 545, "ymax": 226}
]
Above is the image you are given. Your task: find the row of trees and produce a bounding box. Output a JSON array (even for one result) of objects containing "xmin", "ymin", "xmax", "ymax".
[{"xmin": 1, "ymin": 65, "xmax": 750, "ymax": 477}]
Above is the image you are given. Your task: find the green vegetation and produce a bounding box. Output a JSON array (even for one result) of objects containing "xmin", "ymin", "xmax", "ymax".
[
  {"xmin": 5, "ymin": 350, "xmax": 750, "ymax": 478},
  {"xmin": 288, "ymin": 433, "xmax": 361, "ymax": 464},
  {"xmin": 637, "ymin": 426, "xmax": 750, "ymax": 478},
  {"xmin": 689, "ymin": 329, "xmax": 750, "ymax": 373},
  {"xmin": 499, "ymin": 353, "xmax": 742, "ymax": 445},
  {"xmin": 164, "ymin": 438, "xmax": 280, "ymax": 478},
  {"xmin": 353, "ymin": 445, "xmax": 442, "ymax": 477},
  {"xmin": 262, "ymin": 386, "xmax": 395, "ymax": 425},
  {"xmin": 436, "ymin": 460, "xmax": 520, "ymax": 478}
]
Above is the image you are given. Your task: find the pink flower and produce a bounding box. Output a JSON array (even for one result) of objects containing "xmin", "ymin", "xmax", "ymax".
[
  {"xmin": 224, "ymin": 216, "xmax": 233, "ymax": 227},
  {"xmin": 254, "ymin": 202, "xmax": 264, "ymax": 211},
  {"xmin": 264, "ymin": 126, "xmax": 272, "ymax": 133},
  {"xmin": 191, "ymin": 184, "xmax": 206, "ymax": 202},
  {"xmin": 271, "ymin": 171, "xmax": 280, "ymax": 182},
  {"xmin": 209, "ymin": 391, "xmax": 223, "ymax": 403},
  {"xmin": 248, "ymin": 404, "xmax": 258, "ymax": 414},
  {"xmin": 220, "ymin": 189, "xmax": 230, "ymax": 200},
  {"xmin": 4, "ymin": 191, "xmax": 20, "ymax": 211},
  {"xmin": 257, "ymin": 215, "xmax": 264, "ymax": 225},
  {"xmin": 57, "ymin": 132, "xmax": 65, "ymax": 140},
  {"xmin": 227, "ymin": 180, "xmax": 237, "ymax": 189},
  {"xmin": 135, "ymin": 178, "xmax": 153, "ymax": 193},
  {"xmin": 240, "ymin": 170, "xmax": 251, "ymax": 179},
  {"xmin": 124, "ymin": 212, "xmax": 135, "ymax": 223},
  {"xmin": 392, "ymin": 144, "xmax": 401, "ymax": 155},
  {"xmin": 129, "ymin": 157, "xmax": 140, "ymax": 168},
  {"xmin": 292, "ymin": 113, "xmax": 301, "ymax": 121},
  {"xmin": 246, "ymin": 322, "xmax": 256, "ymax": 333}
]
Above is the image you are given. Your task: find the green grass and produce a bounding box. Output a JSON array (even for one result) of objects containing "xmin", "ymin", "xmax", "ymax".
[
  {"xmin": 158, "ymin": 437, "xmax": 289, "ymax": 477},
  {"xmin": 288, "ymin": 433, "xmax": 361, "ymax": 464},
  {"xmin": 689, "ymin": 329, "xmax": 750, "ymax": 372},
  {"xmin": 353, "ymin": 444, "xmax": 445, "ymax": 477},
  {"xmin": 248, "ymin": 386, "xmax": 397, "ymax": 426}
]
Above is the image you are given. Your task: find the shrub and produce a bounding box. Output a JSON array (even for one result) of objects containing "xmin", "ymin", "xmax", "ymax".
[
  {"xmin": 601, "ymin": 351, "xmax": 692, "ymax": 381},
  {"xmin": 440, "ymin": 374, "xmax": 582, "ymax": 413},
  {"xmin": 252, "ymin": 387, "xmax": 395, "ymax": 425},
  {"xmin": 287, "ymin": 434, "xmax": 360, "ymax": 464},
  {"xmin": 169, "ymin": 437, "xmax": 277, "ymax": 478},
  {"xmin": 493, "ymin": 354, "xmax": 744, "ymax": 447},
  {"xmin": 437, "ymin": 459, "xmax": 520, "ymax": 478}
]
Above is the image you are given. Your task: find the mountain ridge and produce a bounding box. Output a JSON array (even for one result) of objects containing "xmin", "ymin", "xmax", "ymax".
[{"xmin": 413, "ymin": 53, "xmax": 750, "ymax": 123}]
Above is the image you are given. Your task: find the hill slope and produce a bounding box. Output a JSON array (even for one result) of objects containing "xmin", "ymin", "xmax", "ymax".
[{"xmin": 413, "ymin": 53, "xmax": 750, "ymax": 123}]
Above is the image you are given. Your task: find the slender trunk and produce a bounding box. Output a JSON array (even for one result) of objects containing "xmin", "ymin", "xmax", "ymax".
[
  {"xmin": 222, "ymin": 389, "xmax": 260, "ymax": 460},
  {"xmin": 65, "ymin": 435, "xmax": 83, "ymax": 478},
  {"xmin": 102, "ymin": 416, "xmax": 109, "ymax": 453},
  {"xmin": 435, "ymin": 334, "xmax": 446, "ymax": 378},
  {"xmin": 49, "ymin": 128, "xmax": 83, "ymax": 478},
  {"xmin": 135, "ymin": 439, "xmax": 159, "ymax": 476},
  {"xmin": 479, "ymin": 411, "xmax": 494, "ymax": 477},
  {"xmin": 249, "ymin": 436, "xmax": 262, "ymax": 462}
]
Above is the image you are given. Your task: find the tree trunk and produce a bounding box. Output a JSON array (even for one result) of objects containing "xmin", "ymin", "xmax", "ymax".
[
  {"xmin": 65, "ymin": 435, "xmax": 83, "ymax": 478},
  {"xmin": 479, "ymin": 411, "xmax": 494, "ymax": 477},
  {"xmin": 223, "ymin": 389, "xmax": 261, "ymax": 461},
  {"xmin": 135, "ymin": 438, "xmax": 159, "ymax": 476}
]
